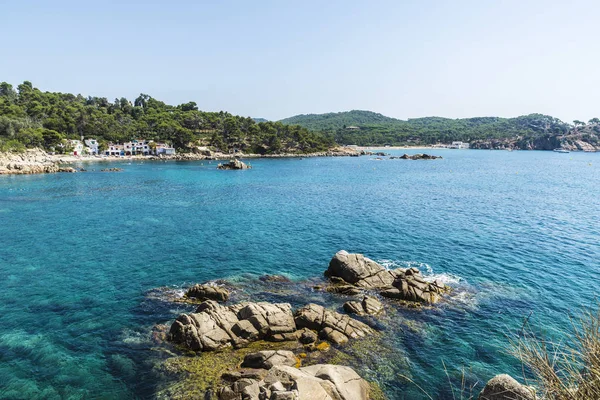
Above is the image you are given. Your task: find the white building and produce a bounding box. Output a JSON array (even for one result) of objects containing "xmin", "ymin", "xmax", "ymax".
[
  {"xmin": 123, "ymin": 140, "xmax": 151, "ymax": 155},
  {"xmin": 155, "ymin": 143, "xmax": 176, "ymax": 155},
  {"xmin": 84, "ymin": 139, "xmax": 99, "ymax": 155},
  {"xmin": 69, "ymin": 140, "xmax": 84, "ymax": 156},
  {"xmin": 449, "ymin": 141, "xmax": 470, "ymax": 149},
  {"xmin": 105, "ymin": 144, "xmax": 124, "ymax": 156}
]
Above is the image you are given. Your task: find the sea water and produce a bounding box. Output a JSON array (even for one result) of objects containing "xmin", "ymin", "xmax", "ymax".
[{"xmin": 0, "ymin": 150, "xmax": 598, "ymax": 399}]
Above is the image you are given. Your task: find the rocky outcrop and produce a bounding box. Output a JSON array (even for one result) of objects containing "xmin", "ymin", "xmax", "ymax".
[
  {"xmin": 294, "ymin": 303, "xmax": 374, "ymax": 345},
  {"xmin": 216, "ymin": 364, "xmax": 370, "ymax": 400},
  {"xmin": 471, "ymin": 132, "xmax": 599, "ymax": 152},
  {"xmin": 169, "ymin": 300, "xmax": 373, "ymax": 352},
  {"xmin": 185, "ymin": 284, "xmax": 230, "ymax": 302},
  {"xmin": 57, "ymin": 167, "xmax": 78, "ymax": 173},
  {"xmin": 380, "ymin": 267, "xmax": 446, "ymax": 304},
  {"xmin": 169, "ymin": 300, "xmax": 295, "ymax": 351},
  {"xmin": 398, "ymin": 153, "xmax": 442, "ymax": 160},
  {"xmin": 325, "ymin": 250, "xmax": 399, "ymax": 288},
  {"xmin": 343, "ymin": 296, "xmax": 384, "ymax": 316},
  {"xmin": 478, "ymin": 374, "xmax": 536, "ymax": 400},
  {"xmin": 0, "ymin": 149, "xmax": 60, "ymax": 175},
  {"xmin": 217, "ymin": 159, "xmax": 252, "ymax": 170},
  {"xmin": 326, "ymin": 251, "xmax": 448, "ymax": 304},
  {"xmin": 100, "ymin": 167, "xmax": 123, "ymax": 172}
]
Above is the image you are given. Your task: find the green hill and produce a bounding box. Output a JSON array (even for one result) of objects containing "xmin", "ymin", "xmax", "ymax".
[
  {"xmin": 280, "ymin": 110, "xmax": 398, "ymax": 131},
  {"xmin": 279, "ymin": 110, "xmax": 600, "ymax": 150}
]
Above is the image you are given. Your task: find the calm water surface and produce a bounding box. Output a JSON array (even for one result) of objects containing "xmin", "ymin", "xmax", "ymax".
[{"xmin": 0, "ymin": 149, "xmax": 599, "ymax": 399}]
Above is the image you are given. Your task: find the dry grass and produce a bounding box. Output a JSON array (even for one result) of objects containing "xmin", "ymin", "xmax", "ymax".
[{"xmin": 510, "ymin": 305, "xmax": 600, "ymax": 399}]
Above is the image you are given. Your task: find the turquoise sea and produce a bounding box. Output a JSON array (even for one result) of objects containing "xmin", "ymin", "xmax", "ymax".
[{"xmin": 0, "ymin": 149, "xmax": 599, "ymax": 399}]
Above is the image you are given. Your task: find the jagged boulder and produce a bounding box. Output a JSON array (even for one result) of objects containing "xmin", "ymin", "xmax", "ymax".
[
  {"xmin": 399, "ymin": 153, "xmax": 442, "ymax": 160},
  {"xmin": 263, "ymin": 365, "xmax": 370, "ymax": 400},
  {"xmin": 325, "ymin": 250, "xmax": 400, "ymax": 288},
  {"xmin": 478, "ymin": 374, "xmax": 535, "ymax": 400},
  {"xmin": 185, "ymin": 284, "xmax": 230, "ymax": 302},
  {"xmin": 216, "ymin": 364, "xmax": 370, "ymax": 400},
  {"xmin": 326, "ymin": 251, "xmax": 449, "ymax": 305},
  {"xmin": 217, "ymin": 159, "xmax": 251, "ymax": 170},
  {"xmin": 343, "ymin": 296, "xmax": 384, "ymax": 316},
  {"xmin": 294, "ymin": 303, "xmax": 374, "ymax": 345},
  {"xmin": 169, "ymin": 301, "xmax": 296, "ymax": 351},
  {"xmin": 298, "ymin": 328, "xmax": 318, "ymax": 344},
  {"xmin": 380, "ymin": 267, "xmax": 446, "ymax": 304},
  {"xmin": 232, "ymin": 302, "xmax": 297, "ymax": 341}
]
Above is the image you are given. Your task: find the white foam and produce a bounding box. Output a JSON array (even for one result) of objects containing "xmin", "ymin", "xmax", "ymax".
[
  {"xmin": 423, "ymin": 272, "xmax": 462, "ymax": 285},
  {"xmin": 377, "ymin": 259, "xmax": 463, "ymax": 286}
]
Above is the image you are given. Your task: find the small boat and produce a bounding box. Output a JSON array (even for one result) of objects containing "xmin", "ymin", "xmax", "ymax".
[{"xmin": 553, "ymin": 148, "xmax": 570, "ymax": 153}]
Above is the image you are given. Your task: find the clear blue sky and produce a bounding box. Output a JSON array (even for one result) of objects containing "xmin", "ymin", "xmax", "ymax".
[{"xmin": 1, "ymin": 0, "xmax": 598, "ymax": 122}]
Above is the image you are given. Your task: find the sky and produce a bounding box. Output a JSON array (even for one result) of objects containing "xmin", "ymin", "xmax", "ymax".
[{"xmin": 1, "ymin": 0, "xmax": 599, "ymax": 122}]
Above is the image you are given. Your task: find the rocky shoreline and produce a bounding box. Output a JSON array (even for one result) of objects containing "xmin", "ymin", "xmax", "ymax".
[
  {"xmin": 0, "ymin": 147, "xmax": 363, "ymax": 175},
  {"xmin": 150, "ymin": 251, "xmax": 531, "ymax": 400}
]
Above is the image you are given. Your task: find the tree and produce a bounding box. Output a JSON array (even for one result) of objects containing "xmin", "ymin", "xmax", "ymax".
[
  {"xmin": 179, "ymin": 101, "xmax": 198, "ymax": 112},
  {"xmin": 573, "ymin": 120, "xmax": 585, "ymax": 126},
  {"xmin": 0, "ymin": 82, "xmax": 17, "ymax": 103},
  {"xmin": 588, "ymin": 118, "xmax": 600, "ymax": 125}
]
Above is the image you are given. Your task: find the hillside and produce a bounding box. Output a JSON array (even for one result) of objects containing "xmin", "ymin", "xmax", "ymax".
[
  {"xmin": 280, "ymin": 110, "xmax": 398, "ymax": 131},
  {"xmin": 0, "ymin": 81, "xmax": 334, "ymax": 155},
  {"xmin": 279, "ymin": 110, "xmax": 600, "ymax": 150}
]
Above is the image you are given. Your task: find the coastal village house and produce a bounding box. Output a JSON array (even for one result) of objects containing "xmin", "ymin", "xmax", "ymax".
[
  {"xmin": 104, "ymin": 140, "xmax": 175, "ymax": 156},
  {"xmin": 69, "ymin": 140, "xmax": 84, "ymax": 156},
  {"xmin": 449, "ymin": 141, "xmax": 470, "ymax": 149},
  {"xmin": 84, "ymin": 139, "xmax": 99, "ymax": 155}
]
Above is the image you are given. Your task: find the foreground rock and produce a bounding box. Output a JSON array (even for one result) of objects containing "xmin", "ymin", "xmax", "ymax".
[
  {"xmin": 185, "ymin": 284, "xmax": 230, "ymax": 302},
  {"xmin": 398, "ymin": 153, "xmax": 442, "ymax": 160},
  {"xmin": 216, "ymin": 364, "xmax": 370, "ymax": 400},
  {"xmin": 169, "ymin": 300, "xmax": 374, "ymax": 352},
  {"xmin": 326, "ymin": 251, "xmax": 448, "ymax": 304},
  {"xmin": 478, "ymin": 374, "xmax": 535, "ymax": 400},
  {"xmin": 217, "ymin": 159, "xmax": 251, "ymax": 170}
]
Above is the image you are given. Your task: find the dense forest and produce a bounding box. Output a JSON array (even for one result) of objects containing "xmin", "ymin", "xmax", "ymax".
[
  {"xmin": 280, "ymin": 110, "xmax": 600, "ymax": 148},
  {"xmin": 0, "ymin": 81, "xmax": 334, "ymax": 154}
]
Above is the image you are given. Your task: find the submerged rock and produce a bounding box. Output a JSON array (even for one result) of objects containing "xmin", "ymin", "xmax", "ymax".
[
  {"xmin": 217, "ymin": 159, "xmax": 251, "ymax": 170},
  {"xmin": 259, "ymin": 275, "xmax": 292, "ymax": 283},
  {"xmin": 185, "ymin": 284, "xmax": 230, "ymax": 302},
  {"xmin": 478, "ymin": 374, "xmax": 535, "ymax": 400}
]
